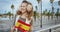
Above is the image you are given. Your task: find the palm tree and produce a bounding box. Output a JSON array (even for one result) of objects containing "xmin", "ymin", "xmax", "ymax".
[
  {"xmin": 45, "ymin": 9, "xmax": 48, "ymax": 15},
  {"xmin": 35, "ymin": 6, "xmax": 37, "ymax": 11},
  {"xmin": 11, "ymin": 4, "xmax": 14, "ymax": 17},
  {"xmin": 43, "ymin": 11, "xmax": 45, "ymax": 15},
  {"xmin": 11, "ymin": 4, "xmax": 14, "ymax": 11},
  {"xmin": 47, "ymin": 10, "xmax": 50, "ymax": 20},
  {"xmin": 37, "ymin": 0, "xmax": 42, "ymax": 28},
  {"xmin": 43, "ymin": 9, "xmax": 48, "ymax": 18},
  {"xmin": 34, "ymin": 11, "xmax": 40, "ymax": 20},
  {"xmin": 52, "ymin": 6, "xmax": 54, "ymax": 19},
  {"xmin": 11, "ymin": 4, "xmax": 15, "ymax": 20},
  {"xmin": 58, "ymin": 0, "xmax": 60, "ymax": 16},
  {"xmin": 11, "ymin": 4, "xmax": 15, "ymax": 28},
  {"xmin": 34, "ymin": 11, "xmax": 36, "ymax": 21},
  {"xmin": 7, "ymin": 12, "xmax": 12, "ymax": 19},
  {"xmin": 55, "ymin": 8, "xmax": 59, "ymax": 19},
  {"xmin": 43, "ymin": 11, "xmax": 46, "ymax": 19},
  {"xmin": 58, "ymin": 0, "xmax": 60, "ymax": 6},
  {"xmin": 50, "ymin": 0, "xmax": 54, "ymax": 19},
  {"xmin": 34, "ymin": 6, "xmax": 37, "ymax": 21},
  {"xmin": 36, "ymin": 13, "xmax": 40, "ymax": 19},
  {"xmin": 11, "ymin": 4, "xmax": 14, "ymax": 16}
]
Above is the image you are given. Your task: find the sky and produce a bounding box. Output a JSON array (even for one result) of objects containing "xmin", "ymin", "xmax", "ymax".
[{"xmin": 0, "ymin": 0, "xmax": 60, "ymax": 14}]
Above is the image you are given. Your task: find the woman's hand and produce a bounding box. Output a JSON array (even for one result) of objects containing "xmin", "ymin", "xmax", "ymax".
[{"xmin": 10, "ymin": 26, "xmax": 15, "ymax": 32}]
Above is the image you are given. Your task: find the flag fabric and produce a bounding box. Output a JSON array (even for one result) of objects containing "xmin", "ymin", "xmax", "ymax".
[{"xmin": 15, "ymin": 19, "xmax": 31, "ymax": 32}]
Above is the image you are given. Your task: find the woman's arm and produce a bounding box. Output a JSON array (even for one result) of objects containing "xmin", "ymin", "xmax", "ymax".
[
  {"xmin": 11, "ymin": 15, "xmax": 20, "ymax": 32},
  {"xmin": 26, "ymin": 16, "xmax": 34, "ymax": 32}
]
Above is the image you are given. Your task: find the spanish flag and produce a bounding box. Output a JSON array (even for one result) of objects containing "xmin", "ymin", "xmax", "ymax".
[{"xmin": 15, "ymin": 19, "xmax": 31, "ymax": 32}]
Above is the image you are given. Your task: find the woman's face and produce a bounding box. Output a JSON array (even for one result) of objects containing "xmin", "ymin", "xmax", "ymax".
[
  {"xmin": 20, "ymin": 3, "xmax": 27, "ymax": 13},
  {"xmin": 27, "ymin": 4, "xmax": 32, "ymax": 12}
]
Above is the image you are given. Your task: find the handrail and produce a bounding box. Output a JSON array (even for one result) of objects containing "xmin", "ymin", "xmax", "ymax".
[{"xmin": 39, "ymin": 24, "xmax": 60, "ymax": 31}]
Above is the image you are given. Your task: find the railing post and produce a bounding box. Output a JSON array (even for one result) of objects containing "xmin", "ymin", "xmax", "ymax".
[{"xmin": 49, "ymin": 29, "xmax": 51, "ymax": 32}]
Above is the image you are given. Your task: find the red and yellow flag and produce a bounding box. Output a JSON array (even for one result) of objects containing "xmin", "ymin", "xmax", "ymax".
[{"xmin": 15, "ymin": 19, "xmax": 31, "ymax": 32}]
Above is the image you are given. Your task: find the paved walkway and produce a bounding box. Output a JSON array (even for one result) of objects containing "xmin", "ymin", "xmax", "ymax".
[{"xmin": 0, "ymin": 16, "xmax": 60, "ymax": 32}]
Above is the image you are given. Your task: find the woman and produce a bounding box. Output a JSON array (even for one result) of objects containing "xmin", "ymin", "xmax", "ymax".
[
  {"xmin": 11, "ymin": 0, "xmax": 28, "ymax": 32},
  {"xmin": 16, "ymin": 2, "xmax": 34, "ymax": 32},
  {"xmin": 26, "ymin": 2, "xmax": 34, "ymax": 32}
]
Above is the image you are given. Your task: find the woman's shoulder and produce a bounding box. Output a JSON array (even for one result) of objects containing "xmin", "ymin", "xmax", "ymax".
[{"xmin": 16, "ymin": 15, "xmax": 20, "ymax": 17}]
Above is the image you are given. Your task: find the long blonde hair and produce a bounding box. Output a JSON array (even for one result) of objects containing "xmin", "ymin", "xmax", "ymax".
[{"xmin": 27, "ymin": 2, "xmax": 34, "ymax": 20}]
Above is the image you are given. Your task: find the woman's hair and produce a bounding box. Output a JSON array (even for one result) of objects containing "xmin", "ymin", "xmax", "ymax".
[
  {"xmin": 17, "ymin": 0, "xmax": 28, "ymax": 15},
  {"xmin": 27, "ymin": 2, "xmax": 34, "ymax": 19},
  {"xmin": 17, "ymin": 10, "xmax": 22, "ymax": 15},
  {"xmin": 22, "ymin": 0, "xmax": 28, "ymax": 4},
  {"xmin": 16, "ymin": 1, "xmax": 34, "ymax": 20}
]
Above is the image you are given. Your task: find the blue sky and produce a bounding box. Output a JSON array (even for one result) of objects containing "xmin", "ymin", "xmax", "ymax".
[{"xmin": 0, "ymin": 0, "xmax": 60, "ymax": 14}]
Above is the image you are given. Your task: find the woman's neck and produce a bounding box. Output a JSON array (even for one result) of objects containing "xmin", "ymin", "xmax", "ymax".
[{"xmin": 21, "ymin": 12, "xmax": 28, "ymax": 19}]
